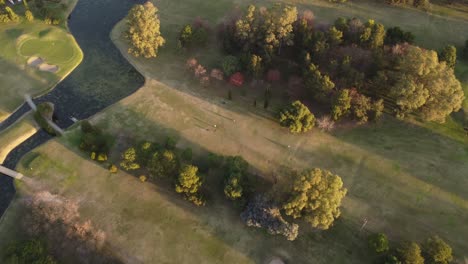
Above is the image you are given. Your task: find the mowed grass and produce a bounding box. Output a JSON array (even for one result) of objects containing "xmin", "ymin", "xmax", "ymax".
[
  {"xmin": 0, "ymin": 112, "xmax": 37, "ymax": 164},
  {"xmin": 0, "ymin": 22, "xmax": 83, "ymax": 122}
]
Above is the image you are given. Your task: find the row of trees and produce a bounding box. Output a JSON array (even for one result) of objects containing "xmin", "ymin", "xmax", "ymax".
[{"xmin": 368, "ymin": 233, "xmax": 453, "ymax": 264}]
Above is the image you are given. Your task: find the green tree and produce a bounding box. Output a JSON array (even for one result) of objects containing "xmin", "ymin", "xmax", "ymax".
[
  {"xmin": 352, "ymin": 93, "xmax": 372, "ymax": 123},
  {"xmin": 223, "ymin": 156, "xmax": 249, "ymax": 200},
  {"xmin": 175, "ymin": 164, "xmax": 204, "ymax": 206},
  {"xmin": 148, "ymin": 150, "xmax": 178, "ymax": 178},
  {"xmin": 369, "ymin": 233, "xmax": 390, "ymax": 253},
  {"xmin": 5, "ymin": 239, "xmax": 57, "ymax": 264},
  {"xmin": 331, "ymin": 89, "xmax": 352, "ymax": 120},
  {"xmin": 388, "ymin": 45, "xmax": 464, "ymax": 122},
  {"xmin": 126, "ymin": 1, "xmax": 165, "ymax": 58},
  {"xmin": 360, "ymin": 19, "xmax": 385, "ymax": 49},
  {"xmin": 304, "ymin": 63, "xmax": 335, "ymax": 102},
  {"xmin": 438, "ymin": 45, "xmax": 457, "ymax": 68},
  {"xmin": 283, "ymin": 168, "xmax": 347, "ymax": 229},
  {"xmin": 423, "ymin": 236, "xmax": 453, "ymax": 264},
  {"xmin": 398, "ymin": 242, "xmax": 425, "ymax": 264},
  {"xmin": 178, "ymin": 24, "xmax": 193, "ymax": 48},
  {"xmin": 279, "ymin": 101, "xmax": 316, "ymax": 133},
  {"xmin": 385, "ymin": 27, "xmax": 414, "ymax": 45},
  {"xmin": 222, "ymin": 55, "xmax": 241, "ymax": 76},
  {"xmin": 120, "ymin": 147, "xmax": 140, "ymax": 170}
]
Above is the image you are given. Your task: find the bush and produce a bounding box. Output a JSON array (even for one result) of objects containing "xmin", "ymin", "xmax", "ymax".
[
  {"xmin": 413, "ymin": 0, "xmax": 430, "ymax": 9},
  {"xmin": 398, "ymin": 242, "xmax": 425, "ymax": 264},
  {"xmin": 181, "ymin": 148, "xmax": 193, "ymax": 161},
  {"xmin": 241, "ymin": 196, "xmax": 299, "ymax": 241},
  {"xmin": 33, "ymin": 102, "xmax": 55, "ymax": 135},
  {"xmin": 90, "ymin": 152, "xmax": 96, "ymax": 160},
  {"xmin": 148, "ymin": 150, "xmax": 179, "ymax": 179},
  {"xmin": 316, "ymin": 115, "xmax": 335, "ymax": 132},
  {"xmin": 97, "ymin": 153, "xmax": 107, "ymax": 162},
  {"xmin": 438, "ymin": 45, "xmax": 457, "ymax": 68},
  {"xmin": 25, "ymin": 10, "xmax": 34, "ymax": 21},
  {"xmin": 224, "ymin": 156, "xmax": 249, "ymax": 200},
  {"xmin": 175, "ymin": 164, "xmax": 205, "ymax": 206},
  {"xmin": 369, "ymin": 233, "xmax": 389, "ymax": 253},
  {"xmin": 331, "ymin": 89, "xmax": 352, "ymax": 121},
  {"xmin": 279, "ymin": 101, "xmax": 316, "ymax": 133},
  {"xmin": 165, "ymin": 136, "xmax": 177, "ymax": 150},
  {"xmin": 79, "ymin": 121, "xmax": 109, "ymax": 157},
  {"xmin": 222, "ymin": 55, "xmax": 241, "ymax": 77},
  {"xmin": 385, "ymin": 27, "xmax": 414, "ymax": 45},
  {"xmin": 109, "ymin": 164, "xmax": 118, "ymax": 173},
  {"xmin": 139, "ymin": 175, "xmax": 147, "ymax": 182},
  {"xmin": 120, "ymin": 147, "xmax": 140, "ymax": 171}
]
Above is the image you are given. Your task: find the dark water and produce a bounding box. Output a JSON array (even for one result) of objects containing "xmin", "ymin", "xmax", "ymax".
[{"xmin": 0, "ymin": 0, "xmax": 145, "ymax": 216}]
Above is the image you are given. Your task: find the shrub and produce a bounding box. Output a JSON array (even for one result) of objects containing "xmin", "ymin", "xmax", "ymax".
[
  {"xmin": 120, "ymin": 147, "xmax": 140, "ymax": 171},
  {"xmin": 369, "ymin": 233, "xmax": 389, "ymax": 253},
  {"xmin": 222, "ymin": 55, "xmax": 241, "ymax": 77},
  {"xmin": 241, "ymin": 195, "xmax": 299, "ymax": 241},
  {"xmin": 279, "ymin": 101, "xmax": 316, "ymax": 133},
  {"xmin": 97, "ymin": 153, "xmax": 107, "ymax": 162},
  {"xmin": 186, "ymin": 58, "xmax": 198, "ymax": 70},
  {"xmin": 413, "ymin": 0, "xmax": 430, "ymax": 9},
  {"xmin": 316, "ymin": 115, "xmax": 335, "ymax": 132},
  {"xmin": 90, "ymin": 152, "xmax": 96, "ymax": 160},
  {"xmin": 423, "ymin": 236, "xmax": 453, "ymax": 264},
  {"xmin": 109, "ymin": 164, "xmax": 118, "ymax": 173},
  {"xmin": 79, "ymin": 121, "xmax": 109, "ymax": 156},
  {"xmin": 33, "ymin": 102, "xmax": 55, "ymax": 135},
  {"xmin": 139, "ymin": 175, "xmax": 147, "ymax": 182},
  {"xmin": 165, "ymin": 136, "xmax": 177, "ymax": 150},
  {"xmin": 44, "ymin": 17, "xmax": 51, "ymax": 24},
  {"xmin": 331, "ymin": 89, "xmax": 352, "ymax": 121},
  {"xmin": 438, "ymin": 45, "xmax": 457, "ymax": 68},
  {"xmin": 4, "ymin": 7, "xmax": 19, "ymax": 22},
  {"xmin": 148, "ymin": 150, "xmax": 179, "ymax": 178},
  {"xmin": 385, "ymin": 27, "xmax": 414, "ymax": 45},
  {"xmin": 224, "ymin": 156, "xmax": 248, "ymax": 200},
  {"xmin": 25, "ymin": 10, "xmax": 34, "ymax": 21},
  {"xmin": 175, "ymin": 165, "xmax": 205, "ymax": 206}
]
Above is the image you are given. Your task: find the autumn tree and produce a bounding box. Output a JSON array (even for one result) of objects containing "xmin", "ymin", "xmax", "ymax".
[
  {"xmin": 398, "ymin": 242, "xmax": 425, "ymax": 264},
  {"xmin": 147, "ymin": 150, "xmax": 178, "ymax": 179},
  {"xmin": 175, "ymin": 165, "xmax": 204, "ymax": 206},
  {"xmin": 423, "ymin": 236, "xmax": 453, "ymax": 264},
  {"xmin": 438, "ymin": 45, "xmax": 457, "ymax": 68},
  {"xmin": 304, "ymin": 63, "xmax": 335, "ymax": 102},
  {"xmin": 279, "ymin": 101, "xmax": 316, "ymax": 133},
  {"xmin": 360, "ymin": 19, "xmax": 386, "ymax": 49},
  {"xmin": 126, "ymin": 1, "xmax": 165, "ymax": 58},
  {"xmin": 283, "ymin": 168, "xmax": 347, "ymax": 229},
  {"xmin": 327, "ymin": 26, "xmax": 343, "ymax": 47},
  {"xmin": 247, "ymin": 54, "xmax": 264, "ymax": 79},
  {"xmin": 331, "ymin": 89, "xmax": 352, "ymax": 120},
  {"xmin": 120, "ymin": 147, "xmax": 140, "ymax": 171}
]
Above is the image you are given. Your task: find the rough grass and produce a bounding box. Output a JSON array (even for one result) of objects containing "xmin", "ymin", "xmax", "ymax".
[
  {"xmin": 0, "ymin": 112, "xmax": 37, "ymax": 164},
  {"xmin": 0, "ymin": 20, "xmax": 82, "ymax": 122}
]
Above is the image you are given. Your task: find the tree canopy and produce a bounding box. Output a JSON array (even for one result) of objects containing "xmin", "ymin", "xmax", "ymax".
[
  {"xmin": 126, "ymin": 1, "xmax": 165, "ymax": 58},
  {"xmin": 398, "ymin": 242, "xmax": 425, "ymax": 264},
  {"xmin": 423, "ymin": 236, "xmax": 453, "ymax": 264},
  {"xmin": 175, "ymin": 164, "xmax": 204, "ymax": 206},
  {"xmin": 283, "ymin": 168, "xmax": 347, "ymax": 230},
  {"xmin": 279, "ymin": 101, "xmax": 316, "ymax": 133}
]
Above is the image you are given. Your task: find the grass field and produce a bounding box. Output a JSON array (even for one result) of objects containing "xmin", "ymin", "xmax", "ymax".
[
  {"xmin": 0, "ymin": 20, "xmax": 83, "ymax": 122},
  {"xmin": 0, "ymin": 112, "xmax": 37, "ymax": 164},
  {"xmin": 1, "ymin": 0, "xmax": 468, "ymax": 263}
]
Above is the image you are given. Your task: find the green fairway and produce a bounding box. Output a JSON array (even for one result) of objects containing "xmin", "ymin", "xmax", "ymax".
[
  {"xmin": 0, "ymin": 23, "xmax": 82, "ymax": 122},
  {"xmin": 0, "ymin": 112, "xmax": 37, "ymax": 164}
]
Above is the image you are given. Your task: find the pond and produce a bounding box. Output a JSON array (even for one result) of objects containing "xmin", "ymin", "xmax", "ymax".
[{"xmin": 0, "ymin": 0, "xmax": 145, "ymax": 216}]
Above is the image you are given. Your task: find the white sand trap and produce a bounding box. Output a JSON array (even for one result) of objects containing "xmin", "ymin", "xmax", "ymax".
[
  {"xmin": 38, "ymin": 63, "xmax": 59, "ymax": 73},
  {"xmin": 27, "ymin": 56, "xmax": 43, "ymax": 67},
  {"xmin": 27, "ymin": 56, "xmax": 59, "ymax": 73}
]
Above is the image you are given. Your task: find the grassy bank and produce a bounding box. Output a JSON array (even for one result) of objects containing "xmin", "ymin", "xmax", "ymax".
[{"xmin": 0, "ymin": 112, "xmax": 37, "ymax": 164}]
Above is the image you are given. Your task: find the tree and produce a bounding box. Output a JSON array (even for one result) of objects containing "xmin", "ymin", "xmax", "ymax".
[
  {"xmin": 413, "ymin": 0, "xmax": 430, "ymax": 9},
  {"xmin": 385, "ymin": 27, "xmax": 414, "ymax": 45},
  {"xmin": 147, "ymin": 150, "xmax": 178, "ymax": 178},
  {"xmin": 222, "ymin": 55, "xmax": 241, "ymax": 77},
  {"xmin": 283, "ymin": 168, "xmax": 347, "ymax": 229},
  {"xmin": 178, "ymin": 24, "xmax": 193, "ymax": 48},
  {"xmin": 126, "ymin": 1, "xmax": 165, "ymax": 58},
  {"xmin": 352, "ymin": 93, "xmax": 372, "ymax": 123},
  {"xmin": 387, "ymin": 45, "xmax": 464, "ymax": 122},
  {"xmin": 120, "ymin": 147, "xmax": 140, "ymax": 170},
  {"xmin": 361, "ymin": 19, "xmax": 386, "ymax": 49},
  {"xmin": 423, "ymin": 236, "xmax": 453, "ymax": 264},
  {"xmin": 398, "ymin": 242, "xmax": 425, "ymax": 264},
  {"xmin": 304, "ymin": 63, "xmax": 335, "ymax": 102},
  {"xmin": 331, "ymin": 89, "xmax": 352, "ymax": 120},
  {"xmin": 327, "ymin": 26, "xmax": 343, "ymax": 47},
  {"xmin": 279, "ymin": 101, "xmax": 316, "ymax": 133},
  {"xmin": 224, "ymin": 156, "xmax": 249, "ymax": 200},
  {"xmin": 438, "ymin": 45, "xmax": 457, "ymax": 68},
  {"xmin": 241, "ymin": 195, "xmax": 299, "ymax": 241},
  {"xmin": 175, "ymin": 165, "xmax": 204, "ymax": 206},
  {"xmin": 369, "ymin": 233, "xmax": 390, "ymax": 253},
  {"xmin": 247, "ymin": 54, "xmax": 264, "ymax": 79}
]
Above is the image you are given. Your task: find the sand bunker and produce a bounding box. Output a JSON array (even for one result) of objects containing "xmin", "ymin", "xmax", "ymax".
[{"xmin": 27, "ymin": 56, "xmax": 59, "ymax": 73}]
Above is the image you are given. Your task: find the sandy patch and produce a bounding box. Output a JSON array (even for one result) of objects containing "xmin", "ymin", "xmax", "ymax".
[
  {"xmin": 27, "ymin": 56, "xmax": 43, "ymax": 67},
  {"xmin": 26, "ymin": 56, "xmax": 59, "ymax": 73},
  {"xmin": 38, "ymin": 63, "xmax": 59, "ymax": 73}
]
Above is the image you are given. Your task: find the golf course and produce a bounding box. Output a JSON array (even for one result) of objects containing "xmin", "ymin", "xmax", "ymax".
[{"xmin": 0, "ymin": 0, "xmax": 467, "ymax": 263}]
